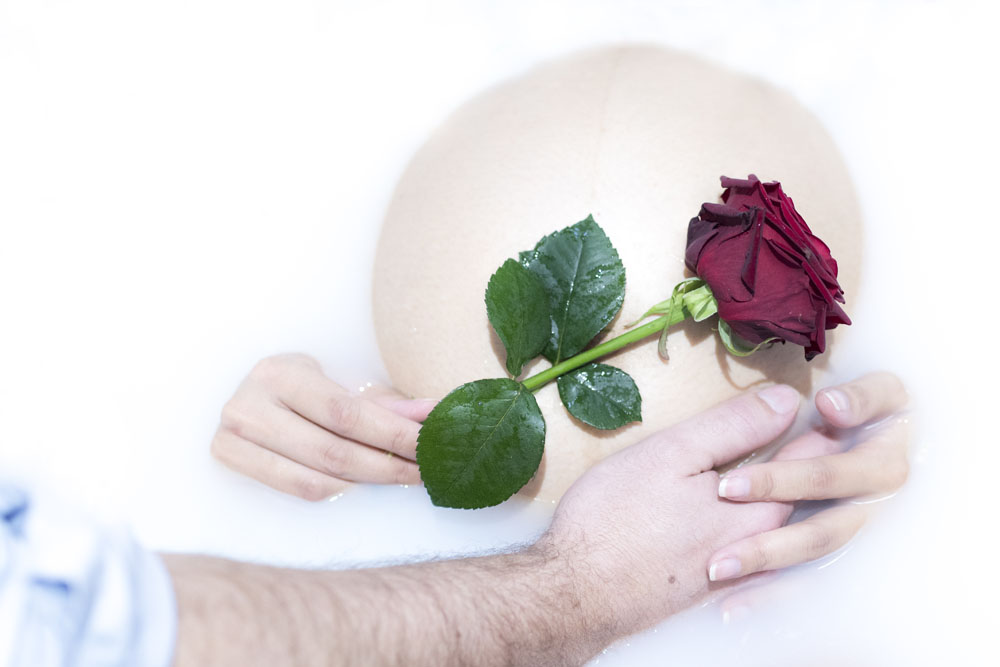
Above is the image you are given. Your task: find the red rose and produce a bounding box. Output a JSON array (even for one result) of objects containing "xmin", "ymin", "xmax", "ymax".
[{"xmin": 685, "ymin": 174, "xmax": 850, "ymax": 360}]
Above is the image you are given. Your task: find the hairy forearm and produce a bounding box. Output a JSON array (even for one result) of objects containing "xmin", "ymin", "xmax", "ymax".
[{"xmin": 163, "ymin": 541, "xmax": 619, "ymax": 667}]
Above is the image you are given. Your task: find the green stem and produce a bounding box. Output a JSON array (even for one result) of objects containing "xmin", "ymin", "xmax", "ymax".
[{"xmin": 521, "ymin": 308, "xmax": 689, "ymax": 391}]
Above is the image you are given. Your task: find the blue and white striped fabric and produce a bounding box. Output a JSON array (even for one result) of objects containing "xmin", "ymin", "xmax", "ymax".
[{"xmin": 0, "ymin": 481, "xmax": 175, "ymax": 667}]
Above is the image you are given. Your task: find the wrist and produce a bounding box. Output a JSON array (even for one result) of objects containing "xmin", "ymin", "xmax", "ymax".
[
  {"xmin": 526, "ymin": 533, "xmax": 626, "ymax": 655},
  {"xmin": 541, "ymin": 515, "xmax": 692, "ymax": 640}
]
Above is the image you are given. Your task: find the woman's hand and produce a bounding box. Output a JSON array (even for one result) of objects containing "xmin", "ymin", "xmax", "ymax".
[
  {"xmin": 707, "ymin": 371, "xmax": 910, "ymax": 581},
  {"xmin": 210, "ymin": 354, "xmax": 437, "ymax": 501}
]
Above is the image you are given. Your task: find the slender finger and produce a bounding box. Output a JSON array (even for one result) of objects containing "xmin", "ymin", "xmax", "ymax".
[
  {"xmin": 211, "ymin": 430, "xmax": 353, "ymax": 502},
  {"xmin": 366, "ymin": 388, "xmax": 438, "ymax": 422},
  {"xmin": 663, "ymin": 384, "xmax": 801, "ymax": 473},
  {"xmin": 719, "ymin": 417, "xmax": 909, "ymax": 501},
  {"xmin": 276, "ymin": 364, "xmax": 423, "ymax": 459},
  {"xmin": 816, "ymin": 371, "xmax": 908, "ymax": 428},
  {"xmin": 769, "ymin": 430, "xmax": 844, "ymax": 463},
  {"xmin": 707, "ymin": 503, "xmax": 869, "ymax": 580},
  {"xmin": 235, "ymin": 403, "xmax": 422, "ymax": 485}
]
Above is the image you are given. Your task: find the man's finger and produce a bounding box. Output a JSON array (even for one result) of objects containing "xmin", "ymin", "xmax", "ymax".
[
  {"xmin": 707, "ymin": 503, "xmax": 869, "ymax": 581},
  {"xmin": 662, "ymin": 384, "xmax": 801, "ymax": 473}
]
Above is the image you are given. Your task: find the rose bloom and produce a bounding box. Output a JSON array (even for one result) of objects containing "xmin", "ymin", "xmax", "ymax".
[{"xmin": 685, "ymin": 174, "xmax": 850, "ymax": 360}]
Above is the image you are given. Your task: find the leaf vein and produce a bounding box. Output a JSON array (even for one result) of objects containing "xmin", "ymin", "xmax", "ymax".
[
  {"xmin": 554, "ymin": 239, "xmax": 585, "ymax": 364},
  {"xmin": 438, "ymin": 390, "xmax": 524, "ymax": 498}
]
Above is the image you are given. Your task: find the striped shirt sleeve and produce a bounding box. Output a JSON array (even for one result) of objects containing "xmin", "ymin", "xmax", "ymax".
[{"xmin": 0, "ymin": 480, "xmax": 176, "ymax": 667}]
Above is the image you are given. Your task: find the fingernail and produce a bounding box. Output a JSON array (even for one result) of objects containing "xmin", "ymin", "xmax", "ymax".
[
  {"xmin": 757, "ymin": 384, "xmax": 799, "ymax": 414},
  {"xmin": 708, "ymin": 557, "xmax": 742, "ymax": 581},
  {"xmin": 821, "ymin": 388, "xmax": 850, "ymax": 413},
  {"xmin": 718, "ymin": 475, "xmax": 751, "ymax": 499}
]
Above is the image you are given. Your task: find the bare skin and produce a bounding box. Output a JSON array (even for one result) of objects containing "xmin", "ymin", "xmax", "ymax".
[
  {"xmin": 212, "ymin": 362, "xmax": 908, "ymax": 590},
  {"xmin": 183, "ymin": 385, "xmax": 807, "ymax": 666},
  {"xmin": 372, "ymin": 46, "xmax": 865, "ymax": 502},
  {"xmin": 708, "ymin": 372, "xmax": 910, "ymax": 580},
  {"xmin": 207, "ymin": 46, "xmax": 909, "ymax": 637},
  {"xmin": 211, "ymin": 354, "xmax": 430, "ymax": 501}
]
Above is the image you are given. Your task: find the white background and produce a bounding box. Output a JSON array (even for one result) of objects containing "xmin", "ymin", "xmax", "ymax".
[{"xmin": 2, "ymin": 1, "xmax": 998, "ymax": 664}]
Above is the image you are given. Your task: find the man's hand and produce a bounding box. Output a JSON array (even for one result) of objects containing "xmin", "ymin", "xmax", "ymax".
[
  {"xmin": 210, "ymin": 354, "xmax": 437, "ymax": 500},
  {"xmin": 171, "ymin": 384, "xmax": 804, "ymax": 666},
  {"xmin": 172, "ymin": 378, "xmax": 909, "ymax": 665},
  {"xmin": 545, "ymin": 384, "xmax": 801, "ymax": 635}
]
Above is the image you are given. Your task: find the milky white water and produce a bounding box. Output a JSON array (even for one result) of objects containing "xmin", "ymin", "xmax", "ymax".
[{"xmin": 1, "ymin": 1, "xmax": 996, "ymax": 665}]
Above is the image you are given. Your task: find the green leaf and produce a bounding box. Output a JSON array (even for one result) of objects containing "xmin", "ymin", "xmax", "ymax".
[
  {"xmin": 556, "ymin": 362, "xmax": 642, "ymax": 430},
  {"xmin": 717, "ymin": 320, "xmax": 779, "ymax": 357},
  {"xmin": 417, "ymin": 378, "xmax": 545, "ymax": 509},
  {"xmin": 520, "ymin": 215, "xmax": 625, "ymax": 364},
  {"xmin": 485, "ymin": 259, "xmax": 551, "ymax": 377}
]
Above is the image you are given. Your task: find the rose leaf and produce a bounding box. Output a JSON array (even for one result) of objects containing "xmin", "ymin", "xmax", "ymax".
[
  {"xmin": 556, "ymin": 362, "xmax": 642, "ymax": 430},
  {"xmin": 519, "ymin": 215, "xmax": 626, "ymax": 364},
  {"xmin": 416, "ymin": 378, "xmax": 545, "ymax": 509},
  {"xmin": 485, "ymin": 258, "xmax": 551, "ymax": 377}
]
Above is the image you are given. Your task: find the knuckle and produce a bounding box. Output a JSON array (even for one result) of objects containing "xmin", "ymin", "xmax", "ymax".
[
  {"xmin": 633, "ymin": 435, "xmax": 682, "ymax": 470},
  {"xmin": 686, "ymin": 405, "xmax": 762, "ymax": 457},
  {"xmin": 251, "ymin": 355, "xmax": 285, "ymax": 381},
  {"xmin": 723, "ymin": 400, "xmax": 772, "ymax": 445},
  {"xmin": 219, "ymin": 400, "xmax": 248, "ymax": 437},
  {"xmin": 389, "ymin": 425, "xmax": 416, "ymax": 456},
  {"xmin": 724, "ymin": 404, "xmax": 757, "ymax": 438},
  {"xmin": 327, "ymin": 395, "xmax": 362, "ymax": 432},
  {"xmin": 804, "ymin": 524, "xmax": 834, "ymax": 559},
  {"xmin": 755, "ymin": 468, "xmax": 776, "ymax": 498},
  {"xmin": 319, "ymin": 441, "xmax": 353, "ymax": 476},
  {"xmin": 806, "ymin": 461, "xmax": 835, "ymax": 496},
  {"xmin": 747, "ymin": 537, "xmax": 770, "ymax": 572}
]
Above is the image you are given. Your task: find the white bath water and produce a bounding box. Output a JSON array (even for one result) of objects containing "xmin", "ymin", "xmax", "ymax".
[{"xmin": 1, "ymin": 1, "xmax": 996, "ymax": 665}]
